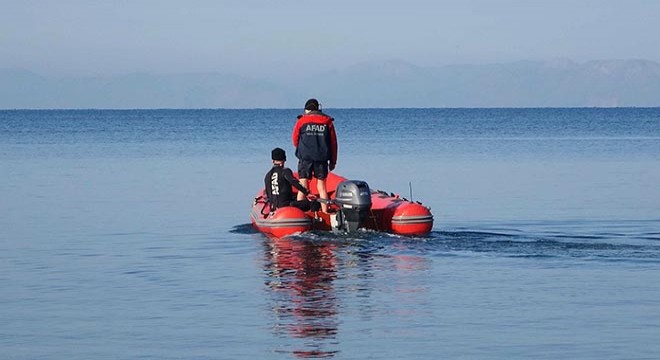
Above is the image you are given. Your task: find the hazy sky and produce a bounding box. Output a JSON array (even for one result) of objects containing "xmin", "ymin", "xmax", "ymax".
[{"xmin": 2, "ymin": 0, "xmax": 660, "ymax": 79}]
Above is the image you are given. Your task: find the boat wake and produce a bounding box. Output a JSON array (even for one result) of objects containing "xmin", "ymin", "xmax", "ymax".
[
  {"xmin": 234, "ymin": 221, "xmax": 660, "ymax": 263},
  {"xmin": 229, "ymin": 223, "xmax": 260, "ymax": 234},
  {"xmin": 408, "ymin": 228, "xmax": 660, "ymax": 262}
]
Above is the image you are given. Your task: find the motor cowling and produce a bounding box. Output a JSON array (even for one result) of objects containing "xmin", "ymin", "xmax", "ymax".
[{"xmin": 333, "ymin": 180, "xmax": 372, "ymax": 232}]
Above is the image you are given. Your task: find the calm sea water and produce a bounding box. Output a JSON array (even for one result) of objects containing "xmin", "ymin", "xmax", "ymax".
[{"xmin": 2, "ymin": 108, "xmax": 660, "ymax": 359}]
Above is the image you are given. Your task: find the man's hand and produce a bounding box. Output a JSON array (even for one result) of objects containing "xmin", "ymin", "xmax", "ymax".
[{"xmin": 306, "ymin": 193, "xmax": 317, "ymax": 201}]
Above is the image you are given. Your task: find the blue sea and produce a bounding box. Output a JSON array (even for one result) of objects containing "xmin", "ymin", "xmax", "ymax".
[{"xmin": 2, "ymin": 108, "xmax": 660, "ymax": 359}]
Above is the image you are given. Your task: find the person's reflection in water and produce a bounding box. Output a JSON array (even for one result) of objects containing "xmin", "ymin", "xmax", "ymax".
[{"xmin": 263, "ymin": 236, "xmax": 339, "ymax": 358}]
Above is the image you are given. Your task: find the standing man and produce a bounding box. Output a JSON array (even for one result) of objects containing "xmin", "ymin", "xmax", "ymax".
[{"xmin": 292, "ymin": 98, "xmax": 337, "ymax": 213}]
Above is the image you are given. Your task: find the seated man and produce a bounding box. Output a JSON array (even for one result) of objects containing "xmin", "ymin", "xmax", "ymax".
[{"xmin": 265, "ymin": 148, "xmax": 321, "ymax": 212}]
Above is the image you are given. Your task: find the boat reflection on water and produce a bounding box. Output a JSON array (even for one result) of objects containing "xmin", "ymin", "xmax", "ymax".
[
  {"xmin": 261, "ymin": 233, "xmax": 434, "ymax": 358},
  {"xmin": 262, "ymin": 236, "xmax": 340, "ymax": 358}
]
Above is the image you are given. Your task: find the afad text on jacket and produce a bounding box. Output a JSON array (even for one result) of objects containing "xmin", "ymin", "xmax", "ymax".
[{"xmin": 292, "ymin": 111, "xmax": 337, "ymax": 164}]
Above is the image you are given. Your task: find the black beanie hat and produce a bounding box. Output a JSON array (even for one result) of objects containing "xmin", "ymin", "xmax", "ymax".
[
  {"xmin": 304, "ymin": 98, "xmax": 319, "ymax": 111},
  {"xmin": 271, "ymin": 147, "xmax": 286, "ymax": 161}
]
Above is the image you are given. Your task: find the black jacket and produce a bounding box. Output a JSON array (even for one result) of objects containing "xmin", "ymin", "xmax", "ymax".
[{"xmin": 264, "ymin": 165, "xmax": 309, "ymax": 210}]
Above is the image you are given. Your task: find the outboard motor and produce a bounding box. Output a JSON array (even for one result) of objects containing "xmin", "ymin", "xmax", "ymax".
[{"xmin": 333, "ymin": 180, "xmax": 372, "ymax": 232}]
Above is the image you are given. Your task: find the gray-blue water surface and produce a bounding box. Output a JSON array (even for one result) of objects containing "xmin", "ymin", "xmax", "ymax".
[{"xmin": 2, "ymin": 108, "xmax": 660, "ymax": 359}]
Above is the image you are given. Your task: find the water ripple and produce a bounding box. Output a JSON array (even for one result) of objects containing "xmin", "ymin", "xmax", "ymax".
[{"xmin": 244, "ymin": 223, "xmax": 660, "ymax": 263}]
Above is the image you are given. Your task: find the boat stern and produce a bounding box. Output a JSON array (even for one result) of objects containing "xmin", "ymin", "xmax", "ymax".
[{"xmin": 391, "ymin": 202, "xmax": 434, "ymax": 236}]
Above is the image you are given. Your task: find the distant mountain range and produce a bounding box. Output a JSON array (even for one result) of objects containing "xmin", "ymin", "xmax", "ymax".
[{"xmin": 2, "ymin": 59, "xmax": 660, "ymax": 109}]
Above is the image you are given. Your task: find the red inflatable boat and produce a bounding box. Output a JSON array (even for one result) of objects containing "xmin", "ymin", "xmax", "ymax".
[{"xmin": 250, "ymin": 173, "xmax": 433, "ymax": 238}]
